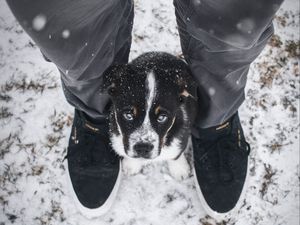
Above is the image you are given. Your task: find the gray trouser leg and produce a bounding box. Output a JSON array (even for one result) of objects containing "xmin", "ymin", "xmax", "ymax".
[
  {"xmin": 174, "ymin": 0, "xmax": 283, "ymax": 128},
  {"xmin": 7, "ymin": 0, "xmax": 134, "ymax": 120}
]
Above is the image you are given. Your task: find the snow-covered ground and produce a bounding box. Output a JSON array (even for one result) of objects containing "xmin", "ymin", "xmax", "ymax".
[{"xmin": 0, "ymin": 0, "xmax": 299, "ymax": 224}]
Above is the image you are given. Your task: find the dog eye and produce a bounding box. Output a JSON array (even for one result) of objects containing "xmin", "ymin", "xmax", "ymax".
[
  {"xmin": 123, "ymin": 112, "xmax": 134, "ymax": 121},
  {"xmin": 157, "ymin": 114, "xmax": 168, "ymax": 123}
]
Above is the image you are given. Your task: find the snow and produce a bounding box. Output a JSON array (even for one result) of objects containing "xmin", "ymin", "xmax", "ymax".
[
  {"xmin": 208, "ymin": 87, "xmax": 216, "ymax": 96},
  {"xmin": 192, "ymin": 0, "xmax": 202, "ymax": 6},
  {"xmin": 236, "ymin": 18, "xmax": 255, "ymax": 34},
  {"xmin": 0, "ymin": 0, "xmax": 299, "ymax": 225},
  {"xmin": 62, "ymin": 30, "xmax": 70, "ymax": 39},
  {"xmin": 32, "ymin": 14, "xmax": 47, "ymax": 31}
]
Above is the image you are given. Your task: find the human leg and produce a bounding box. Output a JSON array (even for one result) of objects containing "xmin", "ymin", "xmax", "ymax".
[
  {"xmin": 7, "ymin": 0, "xmax": 134, "ymax": 119},
  {"xmin": 174, "ymin": 0, "xmax": 283, "ymax": 218},
  {"xmin": 174, "ymin": 0, "xmax": 282, "ymax": 128},
  {"xmin": 7, "ymin": 0, "xmax": 134, "ymax": 217}
]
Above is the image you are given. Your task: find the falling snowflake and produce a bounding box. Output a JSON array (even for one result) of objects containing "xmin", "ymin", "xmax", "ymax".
[
  {"xmin": 62, "ymin": 30, "xmax": 70, "ymax": 39},
  {"xmin": 32, "ymin": 14, "xmax": 47, "ymax": 31},
  {"xmin": 208, "ymin": 87, "xmax": 216, "ymax": 96},
  {"xmin": 236, "ymin": 18, "xmax": 255, "ymax": 34},
  {"xmin": 192, "ymin": 0, "xmax": 201, "ymax": 5}
]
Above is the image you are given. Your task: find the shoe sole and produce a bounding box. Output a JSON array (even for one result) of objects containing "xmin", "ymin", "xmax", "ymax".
[
  {"xmin": 64, "ymin": 160, "xmax": 122, "ymax": 219},
  {"xmin": 192, "ymin": 158, "xmax": 250, "ymax": 221}
]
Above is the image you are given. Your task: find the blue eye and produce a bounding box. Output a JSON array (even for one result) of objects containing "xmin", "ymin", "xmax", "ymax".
[
  {"xmin": 123, "ymin": 112, "xmax": 134, "ymax": 121},
  {"xmin": 157, "ymin": 114, "xmax": 168, "ymax": 123}
]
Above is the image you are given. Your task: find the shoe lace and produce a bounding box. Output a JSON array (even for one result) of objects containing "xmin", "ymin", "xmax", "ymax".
[{"xmin": 196, "ymin": 135, "xmax": 250, "ymax": 183}]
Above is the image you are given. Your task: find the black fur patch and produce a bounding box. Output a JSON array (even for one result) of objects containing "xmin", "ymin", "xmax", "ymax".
[{"xmin": 102, "ymin": 52, "xmax": 198, "ymax": 159}]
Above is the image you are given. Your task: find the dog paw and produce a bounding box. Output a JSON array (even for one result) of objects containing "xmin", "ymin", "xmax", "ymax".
[
  {"xmin": 122, "ymin": 158, "xmax": 143, "ymax": 176},
  {"xmin": 168, "ymin": 155, "xmax": 190, "ymax": 181}
]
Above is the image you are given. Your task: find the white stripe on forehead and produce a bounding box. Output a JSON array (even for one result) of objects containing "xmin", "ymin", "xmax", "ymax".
[
  {"xmin": 145, "ymin": 71, "xmax": 156, "ymax": 114},
  {"xmin": 126, "ymin": 71, "xmax": 160, "ymax": 157}
]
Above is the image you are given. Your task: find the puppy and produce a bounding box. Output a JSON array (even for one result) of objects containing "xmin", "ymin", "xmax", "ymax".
[{"xmin": 102, "ymin": 52, "xmax": 198, "ymax": 180}]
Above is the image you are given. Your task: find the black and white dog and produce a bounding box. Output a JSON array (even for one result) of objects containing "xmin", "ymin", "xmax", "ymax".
[{"xmin": 103, "ymin": 52, "xmax": 198, "ymax": 180}]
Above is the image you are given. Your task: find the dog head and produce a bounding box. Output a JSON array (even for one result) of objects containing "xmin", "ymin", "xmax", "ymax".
[{"xmin": 102, "ymin": 52, "xmax": 198, "ymax": 160}]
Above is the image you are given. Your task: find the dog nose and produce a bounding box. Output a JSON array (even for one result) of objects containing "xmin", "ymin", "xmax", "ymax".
[{"xmin": 133, "ymin": 143, "xmax": 154, "ymax": 158}]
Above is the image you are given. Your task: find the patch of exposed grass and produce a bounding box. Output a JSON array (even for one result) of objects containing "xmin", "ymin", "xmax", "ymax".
[
  {"xmin": 49, "ymin": 110, "xmax": 72, "ymax": 133},
  {"xmin": 0, "ymin": 133, "xmax": 20, "ymax": 159},
  {"xmin": 260, "ymin": 164, "xmax": 277, "ymax": 198},
  {"xmin": 0, "ymin": 107, "xmax": 13, "ymax": 119},
  {"xmin": 285, "ymin": 40, "xmax": 300, "ymax": 58},
  {"xmin": 268, "ymin": 34, "xmax": 283, "ymax": 48},
  {"xmin": 0, "ymin": 94, "xmax": 12, "ymax": 102},
  {"xmin": 34, "ymin": 200, "xmax": 65, "ymax": 225}
]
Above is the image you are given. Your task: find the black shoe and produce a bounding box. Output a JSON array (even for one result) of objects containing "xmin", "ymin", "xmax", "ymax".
[
  {"xmin": 65, "ymin": 109, "xmax": 121, "ymax": 218},
  {"xmin": 192, "ymin": 112, "xmax": 250, "ymax": 218}
]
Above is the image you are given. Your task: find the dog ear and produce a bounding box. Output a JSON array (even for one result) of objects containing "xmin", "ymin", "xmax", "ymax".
[
  {"xmin": 177, "ymin": 67, "xmax": 198, "ymax": 103},
  {"xmin": 102, "ymin": 64, "xmax": 127, "ymax": 97}
]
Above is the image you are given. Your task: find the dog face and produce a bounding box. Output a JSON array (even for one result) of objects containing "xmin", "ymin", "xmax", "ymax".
[{"xmin": 103, "ymin": 52, "xmax": 198, "ymax": 160}]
